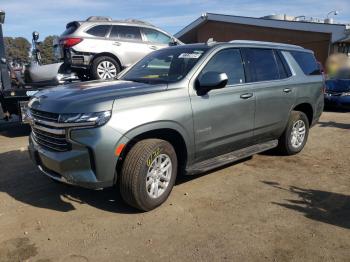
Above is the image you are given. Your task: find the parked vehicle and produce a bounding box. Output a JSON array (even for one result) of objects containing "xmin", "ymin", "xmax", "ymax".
[
  {"xmin": 0, "ymin": 12, "xmax": 78, "ymax": 126},
  {"xmin": 324, "ymin": 69, "xmax": 350, "ymax": 110},
  {"xmin": 59, "ymin": 16, "xmax": 182, "ymax": 80},
  {"xmin": 27, "ymin": 40, "xmax": 324, "ymax": 211}
]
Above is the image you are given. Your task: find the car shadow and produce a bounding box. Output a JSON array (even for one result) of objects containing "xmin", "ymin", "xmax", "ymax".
[
  {"xmin": 0, "ymin": 124, "xmax": 31, "ymax": 137},
  {"xmin": 0, "ymin": 148, "xmax": 253, "ymax": 213},
  {"xmin": 0, "ymin": 149, "xmax": 139, "ymax": 214},
  {"xmin": 176, "ymin": 157, "xmax": 252, "ymax": 185},
  {"xmin": 262, "ymin": 181, "xmax": 350, "ymax": 229},
  {"xmin": 318, "ymin": 121, "xmax": 350, "ymax": 130}
]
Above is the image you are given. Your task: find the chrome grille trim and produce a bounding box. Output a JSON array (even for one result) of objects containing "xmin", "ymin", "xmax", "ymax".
[
  {"xmin": 29, "ymin": 109, "xmax": 71, "ymax": 152},
  {"xmin": 32, "ymin": 124, "xmax": 66, "ymax": 135}
]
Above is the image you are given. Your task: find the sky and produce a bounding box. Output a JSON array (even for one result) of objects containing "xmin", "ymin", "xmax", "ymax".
[{"xmin": 0, "ymin": 0, "xmax": 349, "ymax": 41}]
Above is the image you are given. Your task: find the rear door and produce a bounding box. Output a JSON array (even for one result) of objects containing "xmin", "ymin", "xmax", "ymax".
[
  {"xmin": 108, "ymin": 25, "xmax": 150, "ymax": 67},
  {"xmin": 190, "ymin": 48, "xmax": 255, "ymax": 162},
  {"xmin": 241, "ymin": 48, "xmax": 296, "ymax": 141}
]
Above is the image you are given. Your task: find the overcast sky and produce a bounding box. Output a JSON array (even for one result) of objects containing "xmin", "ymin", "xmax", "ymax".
[{"xmin": 1, "ymin": 0, "xmax": 349, "ymax": 41}]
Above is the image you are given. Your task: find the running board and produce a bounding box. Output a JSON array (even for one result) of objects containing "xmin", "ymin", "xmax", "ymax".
[{"xmin": 186, "ymin": 140, "xmax": 278, "ymax": 175}]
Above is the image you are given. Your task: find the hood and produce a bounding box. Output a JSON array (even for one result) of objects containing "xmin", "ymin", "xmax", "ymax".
[
  {"xmin": 29, "ymin": 80, "xmax": 167, "ymax": 113},
  {"xmin": 325, "ymin": 79, "xmax": 350, "ymax": 93}
]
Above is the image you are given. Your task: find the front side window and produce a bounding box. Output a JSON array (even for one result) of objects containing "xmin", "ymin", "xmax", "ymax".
[
  {"xmin": 120, "ymin": 47, "xmax": 209, "ymax": 84},
  {"xmin": 109, "ymin": 25, "xmax": 142, "ymax": 40},
  {"xmin": 199, "ymin": 49, "xmax": 245, "ymax": 85},
  {"xmin": 86, "ymin": 25, "xmax": 111, "ymax": 37},
  {"xmin": 242, "ymin": 48, "xmax": 280, "ymax": 82},
  {"xmin": 143, "ymin": 28, "xmax": 172, "ymax": 44}
]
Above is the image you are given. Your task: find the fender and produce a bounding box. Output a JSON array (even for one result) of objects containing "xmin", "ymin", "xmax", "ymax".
[{"xmin": 121, "ymin": 120, "xmax": 195, "ymax": 166}]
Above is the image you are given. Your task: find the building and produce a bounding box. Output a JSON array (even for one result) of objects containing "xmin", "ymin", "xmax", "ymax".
[{"xmin": 175, "ymin": 13, "xmax": 350, "ymax": 65}]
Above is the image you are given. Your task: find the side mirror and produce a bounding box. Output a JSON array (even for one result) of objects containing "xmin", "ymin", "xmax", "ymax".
[
  {"xmin": 32, "ymin": 31, "xmax": 39, "ymax": 41},
  {"xmin": 196, "ymin": 71, "xmax": 228, "ymax": 96},
  {"xmin": 0, "ymin": 10, "xmax": 5, "ymax": 24},
  {"xmin": 169, "ymin": 38, "xmax": 179, "ymax": 46}
]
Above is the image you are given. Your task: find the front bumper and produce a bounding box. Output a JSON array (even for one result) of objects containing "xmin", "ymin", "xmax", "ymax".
[{"xmin": 28, "ymin": 124, "xmax": 128, "ymax": 189}]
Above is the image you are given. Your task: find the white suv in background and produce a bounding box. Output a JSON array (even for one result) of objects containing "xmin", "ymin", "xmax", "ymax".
[{"xmin": 59, "ymin": 16, "xmax": 182, "ymax": 80}]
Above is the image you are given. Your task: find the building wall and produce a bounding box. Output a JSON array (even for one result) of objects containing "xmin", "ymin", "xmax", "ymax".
[{"xmin": 180, "ymin": 21, "xmax": 332, "ymax": 65}]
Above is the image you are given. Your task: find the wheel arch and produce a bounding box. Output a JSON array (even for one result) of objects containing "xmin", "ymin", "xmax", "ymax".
[
  {"xmin": 115, "ymin": 126, "xmax": 191, "ymax": 183},
  {"xmin": 293, "ymin": 102, "xmax": 314, "ymax": 126},
  {"xmin": 91, "ymin": 52, "xmax": 123, "ymax": 69}
]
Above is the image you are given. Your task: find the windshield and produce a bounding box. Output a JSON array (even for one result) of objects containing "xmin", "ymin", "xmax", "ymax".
[{"xmin": 120, "ymin": 46, "xmax": 209, "ymax": 84}]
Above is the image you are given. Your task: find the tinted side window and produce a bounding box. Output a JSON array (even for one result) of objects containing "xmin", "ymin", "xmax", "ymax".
[
  {"xmin": 143, "ymin": 28, "xmax": 171, "ymax": 44},
  {"xmin": 199, "ymin": 49, "xmax": 245, "ymax": 85},
  {"xmin": 109, "ymin": 26, "xmax": 142, "ymax": 40},
  {"xmin": 290, "ymin": 51, "xmax": 321, "ymax": 75},
  {"xmin": 86, "ymin": 25, "xmax": 110, "ymax": 37},
  {"xmin": 242, "ymin": 48, "xmax": 279, "ymax": 82}
]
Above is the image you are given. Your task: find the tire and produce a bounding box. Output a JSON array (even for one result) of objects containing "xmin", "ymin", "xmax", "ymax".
[
  {"xmin": 277, "ymin": 111, "xmax": 309, "ymax": 155},
  {"xmin": 90, "ymin": 56, "xmax": 120, "ymax": 80},
  {"xmin": 120, "ymin": 139, "xmax": 178, "ymax": 211}
]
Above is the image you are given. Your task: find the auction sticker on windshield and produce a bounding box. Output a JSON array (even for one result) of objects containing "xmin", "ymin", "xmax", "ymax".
[{"xmin": 178, "ymin": 53, "xmax": 202, "ymax": 59}]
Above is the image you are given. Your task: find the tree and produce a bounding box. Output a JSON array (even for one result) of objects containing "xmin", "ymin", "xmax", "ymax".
[
  {"xmin": 4, "ymin": 37, "xmax": 31, "ymax": 64},
  {"xmin": 38, "ymin": 35, "xmax": 59, "ymax": 64}
]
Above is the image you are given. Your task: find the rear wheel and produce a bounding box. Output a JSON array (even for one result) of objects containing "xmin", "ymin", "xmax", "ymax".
[
  {"xmin": 119, "ymin": 139, "xmax": 178, "ymax": 211},
  {"xmin": 277, "ymin": 111, "xmax": 309, "ymax": 155},
  {"xmin": 91, "ymin": 56, "xmax": 120, "ymax": 80}
]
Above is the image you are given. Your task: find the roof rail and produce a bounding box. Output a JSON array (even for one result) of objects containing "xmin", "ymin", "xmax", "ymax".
[
  {"xmin": 86, "ymin": 16, "xmax": 112, "ymax": 22},
  {"xmin": 123, "ymin": 19, "xmax": 154, "ymax": 26},
  {"xmin": 229, "ymin": 40, "xmax": 303, "ymax": 49}
]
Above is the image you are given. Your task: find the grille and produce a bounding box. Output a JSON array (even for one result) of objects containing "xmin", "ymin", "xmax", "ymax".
[
  {"xmin": 30, "ymin": 108, "xmax": 59, "ymax": 122},
  {"xmin": 30, "ymin": 109, "xmax": 71, "ymax": 152}
]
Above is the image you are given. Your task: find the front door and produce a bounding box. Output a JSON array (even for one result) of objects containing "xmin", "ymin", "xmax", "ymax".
[{"xmin": 190, "ymin": 48, "xmax": 255, "ymax": 162}]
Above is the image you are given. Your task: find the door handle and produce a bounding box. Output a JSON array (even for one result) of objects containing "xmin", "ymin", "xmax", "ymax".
[
  {"xmin": 283, "ymin": 88, "xmax": 292, "ymax": 93},
  {"xmin": 240, "ymin": 93, "xmax": 253, "ymax": 99},
  {"xmin": 113, "ymin": 41, "xmax": 121, "ymax": 46},
  {"xmin": 149, "ymin": 45, "xmax": 158, "ymax": 50}
]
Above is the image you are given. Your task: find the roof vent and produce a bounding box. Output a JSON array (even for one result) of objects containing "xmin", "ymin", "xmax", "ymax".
[{"xmin": 86, "ymin": 16, "xmax": 112, "ymax": 22}]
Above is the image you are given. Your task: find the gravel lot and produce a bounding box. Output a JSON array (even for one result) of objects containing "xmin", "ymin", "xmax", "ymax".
[{"xmin": 0, "ymin": 111, "xmax": 349, "ymax": 262}]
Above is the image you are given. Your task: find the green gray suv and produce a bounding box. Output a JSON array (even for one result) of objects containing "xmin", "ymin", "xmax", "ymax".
[{"xmin": 28, "ymin": 40, "xmax": 324, "ymax": 211}]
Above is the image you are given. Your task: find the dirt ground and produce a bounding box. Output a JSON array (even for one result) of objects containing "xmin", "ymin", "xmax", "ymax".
[{"xmin": 0, "ymin": 111, "xmax": 349, "ymax": 262}]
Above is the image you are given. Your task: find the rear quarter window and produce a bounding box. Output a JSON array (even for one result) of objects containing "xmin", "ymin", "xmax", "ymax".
[{"xmin": 290, "ymin": 51, "xmax": 321, "ymax": 75}]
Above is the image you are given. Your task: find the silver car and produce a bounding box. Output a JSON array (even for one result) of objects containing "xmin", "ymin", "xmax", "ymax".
[{"xmin": 59, "ymin": 16, "xmax": 182, "ymax": 80}]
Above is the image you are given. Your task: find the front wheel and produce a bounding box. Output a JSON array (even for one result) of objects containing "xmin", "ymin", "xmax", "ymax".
[
  {"xmin": 276, "ymin": 111, "xmax": 309, "ymax": 155},
  {"xmin": 119, "ymin": 139, "xmax": 178, "ymax": 211}
]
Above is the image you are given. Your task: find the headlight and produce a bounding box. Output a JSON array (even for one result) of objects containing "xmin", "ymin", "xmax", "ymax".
[
  {"xmin": 341, "ymin": 92, "xmax": 350, "ymax": 96},
  {"xmin": 58, "ymin": 111, "xmax": 111, "ymax": 127}
]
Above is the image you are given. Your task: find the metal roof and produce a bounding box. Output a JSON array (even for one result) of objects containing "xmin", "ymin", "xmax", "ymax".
[{"xmin": 175, "ymin": 13, "xmax": 348, "ymax": 43}]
